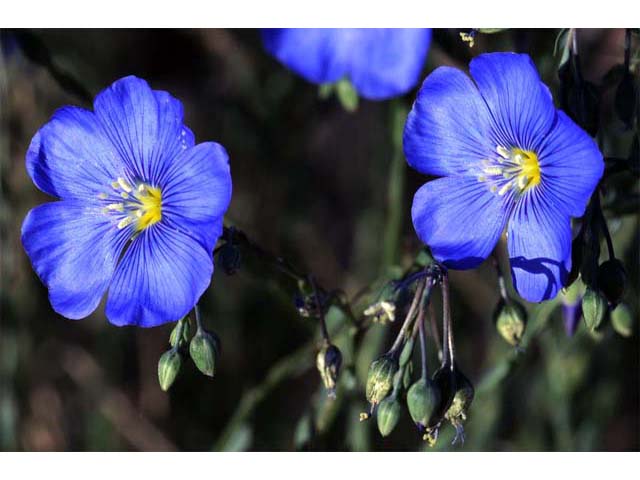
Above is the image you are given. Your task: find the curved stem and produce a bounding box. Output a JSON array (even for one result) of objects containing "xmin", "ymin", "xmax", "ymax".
[
  {"xmin": 389, "ymin": 277, "xmax": 426, "ymax": 354},
  {"xmin": 309, "ymin": 275, "xmax": 330, "ymax": 342},
  {"xmin": 441, "ymin": 272, "xmax": 455, "ymax": 367}
]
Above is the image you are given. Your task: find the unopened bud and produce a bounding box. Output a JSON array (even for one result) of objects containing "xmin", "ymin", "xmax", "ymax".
[
  {"xmin": 582, "ymin": 287, "xmax": 608, "ymax": 331},
  {"xmin": 169, "ymin": 316, "xmax": 191, "ymax": 348},
  {"xmin": 597, "ymin": 259, "xmax": 627, "ymax": 306},
  {"xmin": 316, "ymin": 343, "xmax": 342, "ymax": 397},
  {"xmin": 189, "ymin": 330, "xmax": 219, "ymax": 377},
  {"xmin": 493, "ymin": 299, "xmax": 527, "ymax": 347},
  {"xmin": 407, "ymin": 378, "xmax": 441, "ymax": 428},
  {"xmin": 376, "ymin": 396, "xmax": 402, "ymax": 437},
  {"xmin": 611, "ymin": 303, "xmax": 634, "ymax": 338},
  {"xmin": 365, "ymin": 354, "xmax": 398, "ymax": 406},
  {"xmin": 158, "ymin": 349, "xmax": 182, "ymax": 392}
]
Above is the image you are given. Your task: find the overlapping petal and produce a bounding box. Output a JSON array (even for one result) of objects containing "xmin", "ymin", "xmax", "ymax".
[
  {"xmin": 262, "ymin": 29, "xmax": 431, "ymax": 100},
  {"xmin": 411, "ymin": 176, "xmax": 510, "ymax": 269},
  {"xmin": 537, "ymin": 111, "xmax": 604, "ymax": 217},
  {"xmin": 161, "ymin": 142, "xmax": 232, "ymax": 253},
  {"xmin": 26, "ymin": 107, "xmax": 124, "ymax": 200},
  {"xmin": 507, "ymin": 192, "xmax": 572, "ymax": 302},
  {"xmin": 403, "ymin": 66, "xmax": 495, "ymax": 177},
  {"xmin": 21, "ymin": 201, "xmax": 128, "ymax": 319},
  {"xmin": 94, "ymin": 76, "xmax": 194, "ymax": 183},
  {"xmin": 105, "ymin": 223, "xmax": 214, "ymax": 327},
  {"xmin": 469, "ymin": 53, "xmax": 556, "ymax": 151}
]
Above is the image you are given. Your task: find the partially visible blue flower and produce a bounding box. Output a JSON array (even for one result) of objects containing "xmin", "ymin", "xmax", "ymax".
[
  {"xmin": 22, "ymin": 76, "xmax": 232, "ymax": 327},
  {"xmin": 404, "ymin": 53, "xmax": 603, "ymax": 302},
  {"xmin": 261, "ymin": 29, "xmax": 432, "ymax": 100}
]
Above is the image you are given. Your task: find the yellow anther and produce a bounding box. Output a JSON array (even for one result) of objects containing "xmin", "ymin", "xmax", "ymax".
[
  {"xmin": 120, "ymin": 192, "xmax": 130, "ymax": 199},
  {"xmin": 98, "ymin": 192, "xmax": 108, "ymax": 200},
  {"xmin": 498, "ymin": 181, "xmax": 513, "ymax": 196},
  {"xmin": 106, "ymin": 203, "xmax": 125, "ymax": 212}
]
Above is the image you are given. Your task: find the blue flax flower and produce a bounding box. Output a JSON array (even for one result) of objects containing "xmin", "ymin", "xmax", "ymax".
[
  {"xmin": 404, "ymin": 53, "xmax": 603, "ymax": 302},
  {"xmin": 262, "ymin": 29, "xmax": 432, "ymax": 100},
  {"xmin": 22, "ymin": 76, "xmax": 232, "ymax": 326}
]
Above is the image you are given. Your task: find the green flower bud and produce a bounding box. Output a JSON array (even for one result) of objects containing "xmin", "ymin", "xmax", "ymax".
[
  {"xmin": 582, "ymin": 287, "xmax": 608, "ymax": 331},
  {"xmin": 169, "ymin": 316, "xmax": 191, "ymax": 348},
  {"xmin": 316, "ymin": 343, "xmax": 342, "ymax": 396},
  {"xmin": 376, "ymin": 396, "xmax": 402, "ymax": 437},
  {"xmin": 189, "ymin": 330, "xmax": 219, "ymax": 377},
  {"xmin": 611, "ymin": 303, "xmax": 634, "ymax": 338},
  {"xmin": 407, "ymin": 378, "xmax": 441, "ymax": 428},
  {"xmin": 493, "ymin": 299, "xmax": 527, "ymax": 347},
  {"xmin": 158, "ymin": 349, "xmax": 182, "ymax": 392},
  {"xmin": 597, "ymin": 259, "xmax": 627, "ymax": 306},
  {"xmin": 365, "ymin": 354, "xmax": 398, "ymax": 406},
  {"xmin": 335, "ymin": 78, "xmax": 359, "ymax": 112}
]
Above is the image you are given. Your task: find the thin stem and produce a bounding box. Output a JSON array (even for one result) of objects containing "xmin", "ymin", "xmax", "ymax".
[
  {"xmin": 309, "ymin": 275, "xmax": 330, "ymax": 342},
  {"xmin": 441, "ymin": 272, "xmax": 455, "ymax": 368},
  {"xmin": 598, "ymin": 204, "xmax": 616, "ymax": 260},
  {"xmin": 389, "ymin": 277, "xmax": 426, "ymax": 354},
  {"xmin": 428, "ymin": 301, "xmax": 443, "ymax": 360},
  {"xmin": 418, "ymin": 309, "xmax": 428, "ymax": 381},
  {"xmin": 491, "ymin": 253, "xmax": 509, "ymax": 301}
]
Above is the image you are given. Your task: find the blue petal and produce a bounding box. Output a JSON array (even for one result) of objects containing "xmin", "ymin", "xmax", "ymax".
[
  {"xmin": 344, "ymin": 29, "xmax": 431, "ymax": 100},
  {"xmin": 262, "ymin": 29, "xmax": 348, "ymax": 85},
  {"xmin": 262, "ymin": 29, "xmax": 431, "ymax": 100},
  {"xmin": 411, "ymin": 176, "xmax": 509, "ymax": 269},
  {"xmin": 537, "ymin": 111, "xmax": 604, "ymax": 217},
  {"xmin": 469, "ymin": 53, "xmax": 556, "ymax": 151},
  {"xmin": 26, "ymin": 107, "xmax": 125, "ymax": 200},
  {"xmin": 21, "ymin": 201, "xmax": 127, "ymax": 319},
  {"xmin": 93, "ymin": 76, "xmax": 194, "ymax": 183},
  {"xmin": 404, "ymin": 66, "xmax": 495, "ymax": 177},
  {"xmin": 105, "ymin": 223, "xmax": 214, "ymax": 327},
  {"xmin": 161, "ymin": 142, "xmax": 232, "ymax": 253},
  {"xmin": 507, "ymin": 192, "xmax": 571, "ymax": 302}
]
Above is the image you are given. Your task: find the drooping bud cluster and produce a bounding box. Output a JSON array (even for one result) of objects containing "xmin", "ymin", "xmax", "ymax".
[{"xmin": 157, "ymin": 308, "xmax": 222, "ymax": 391}]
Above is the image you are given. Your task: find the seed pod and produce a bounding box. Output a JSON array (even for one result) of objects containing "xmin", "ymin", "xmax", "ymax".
[
  {"xmin": 365, "ymin": 354, "xmax": 398, "ymax": 406},
  {"xmin": 611, "ymin": 303, "xmax": 634, "ymax": 337},
  {"xmin": 428, "ymin": 363, "xmax": 456, "ymax": 429},
  {"xmin": 189, "ymin": 330, "xmax": 219, "ymax": 377},
  {"xmin": 597, "ymin": 259, "xmax": 627, "ymax": 306},
  {"xmin": 407, "ymin": 378, "xmax": 441, "ymax": 428},
  {"xmin": 158, "ymin": 349, "xmax": 182, "ymax": 392},
  {"xmin": 316, "ymin": 343, "xmax": 342, "ymax": 396},
  {"xmin": 493, "ymin": 299, "xmax": 527, "ymax": 347},
  {"xmin": 445, "ymin": 367, "xmax": 475, "ymax": 425},
  {"xmin": 582, "ymin": 287, "xmax": 608, "ymax": 331},
  {"xmin": 376, "ymin": 396, "xmax": 402, "ymax": 437}
]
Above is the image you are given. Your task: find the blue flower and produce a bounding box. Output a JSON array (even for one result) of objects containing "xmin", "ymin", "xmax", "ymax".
[
  {"xmin": 404, "ymin": 53, "xmax": 603, "ymax": 302},
  {"xmin": 22, "ymin": 76, "xmax": 232, "ymax": 327},
  {"xmin": 262, "ymin": 29, "xmax": 432, "ymax": 100}
]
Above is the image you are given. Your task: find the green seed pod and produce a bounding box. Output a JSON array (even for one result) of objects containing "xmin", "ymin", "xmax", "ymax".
[
  {"xmin": 582, "ymin": 287, "xmax": 608, "ymax": 331},
  {"xmin": 597, "ymin": 259, "xmax": 627, "ymax": 306},
  {"xmin": 365, "ymin": 354, "xmax": 398, "ymax": 406},
  {"xmin": 158, "ymin": 349, "xmax": 182, "ymax": 392},
  {"xmin": 376, "ymin": 396, "xmax": 402, "ymax": 437},
  {"xmin": 407, "ymin": 378, "xmax": 441, "ymax": 428},
  {"xmin": 429, "ymin": 364, "xmax": 456, "ymax": 428},
  {"xmin": 493, "ymin": 299, "xmax": 527, "ymax": 346},
  {"xmin": 316, "ymin": 343, "xmax": 342, "ymax": 396},
  {"xmin": 611, "ymin": 303, "xmax": 634, "ymax": 338},
  {"xmin": 169, "ymin": 316, "xmax": 192, "ymax": 348},
  {"xmin": 189, "ymin": 330, "xmax": 219, "ymax": 377},
  {"xmin": 445, "ymin": 368, "xmax": 475, "ymax": 425}
]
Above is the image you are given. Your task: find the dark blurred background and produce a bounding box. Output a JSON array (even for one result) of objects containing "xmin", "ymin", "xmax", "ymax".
[{"xmin": 0, "ymin": 29, "xmax": 638, "ymax": 451}]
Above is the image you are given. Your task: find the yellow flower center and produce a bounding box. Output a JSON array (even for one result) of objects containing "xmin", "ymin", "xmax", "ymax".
[
  {"xmin": 478, "ymin": 146, "xmax": 542, "ymax": 196},
  {"xmin": 102, "ymin": 177, "xmax": 163, "ymax": 231}
]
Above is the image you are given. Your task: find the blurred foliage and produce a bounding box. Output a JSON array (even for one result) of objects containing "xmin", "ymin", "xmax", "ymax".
[{"xmin": 0, "ymin": 28, "xmax": 638, "ymax": 451}]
